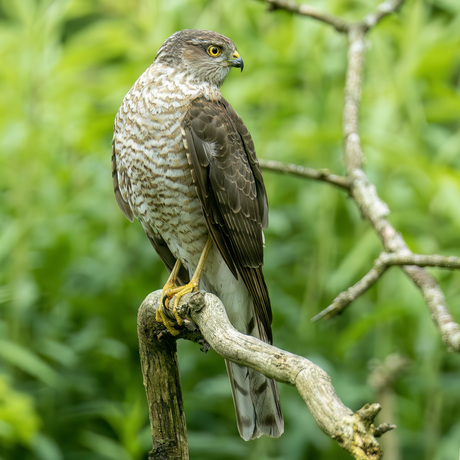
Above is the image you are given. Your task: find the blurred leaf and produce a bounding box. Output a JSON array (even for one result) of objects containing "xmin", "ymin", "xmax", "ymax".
[
  {"xmin": 81, "ymin": 431, "xmax": 131, "ymax": 460},
  {"xmin": 0, "ymin": 375, "xmax": 40, "ymax": 445},
  {"xmin": 32, "ymin": 433, "xmax": 63, "ymax": 460},
  {"xmin": 0, "ymin": 341, "xmax": 64, "ymax": 388}
]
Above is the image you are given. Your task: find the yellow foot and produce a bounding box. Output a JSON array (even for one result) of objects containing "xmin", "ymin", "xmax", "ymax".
[
  {"xmin": 156, "ymin": 282, "xmax": 197, "ymax": 335},
  {"xmin": 157, "ymin": 282, "xmax": 198, "ymax": 335},
  {"xmin": 155, "ymin": 281, "xmax": 181, "ymax": 336},
  {"xmin": 155, "ymin": 235, "xmax": 213, "ymax": 336},
  {"xmin": 155, "ymin": 256, "xmax": 183, "ymax": 336}
]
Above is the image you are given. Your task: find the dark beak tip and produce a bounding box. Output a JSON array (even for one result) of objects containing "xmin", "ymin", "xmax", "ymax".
[{"xmin": 231, "ymin": 56, "xmax": 244, "ymax": 72}]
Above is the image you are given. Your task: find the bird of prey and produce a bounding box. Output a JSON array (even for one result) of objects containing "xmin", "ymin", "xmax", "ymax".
[{"xmin": 112, "ymin": 29, "xmax": 283, "ymax": 441}]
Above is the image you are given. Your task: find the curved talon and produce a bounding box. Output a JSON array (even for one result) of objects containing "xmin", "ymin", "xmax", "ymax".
[
  {"xmin": 157, "ymin": 284, "xmax": 191, "ymax": 333},
  {"xmin": 155, "ymin": 302, "xmax": 180, "ymax": 336},
  {"xmin": 171, "ymin": 283, "xmax": 198, "ymax": 325},
  {"xmin": 161, "ymin": 293, "xmax": 171, "ymax": 318},
  {"xmin": 160, "ymin": 283, "xmax": 198, "ymax": 326},
  {"xmin": 156, "ymin": 290, "xmax": 179, "ymax": 335}
]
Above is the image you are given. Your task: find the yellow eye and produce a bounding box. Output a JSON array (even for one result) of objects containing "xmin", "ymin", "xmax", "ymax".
[{"xmin": 207, "ymin": 45, "xmax": 221, "ymax": 57}]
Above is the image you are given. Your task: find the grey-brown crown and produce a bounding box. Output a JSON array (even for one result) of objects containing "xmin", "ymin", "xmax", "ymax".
[{"xmin": 154, "ymin": 29, "xmax": 244, "ymax": 86}]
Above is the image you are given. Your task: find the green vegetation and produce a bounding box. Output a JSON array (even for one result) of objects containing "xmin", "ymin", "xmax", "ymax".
[{"xmin": 1, "ymin": 0, "xmax": 459, "ymax": 459}]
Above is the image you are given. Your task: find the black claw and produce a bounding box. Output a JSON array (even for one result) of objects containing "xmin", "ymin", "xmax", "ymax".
[
  {"xmin": 162, "ymin": 295, "xmax": 170, "ymax": 317},
  {"xmin": 162, "ymin": 295, "xmax": 168, "ymax": 308}
]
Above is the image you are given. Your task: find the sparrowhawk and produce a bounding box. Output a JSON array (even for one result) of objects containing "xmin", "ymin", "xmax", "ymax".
[{"xmin": 112, "ymin": 29, "xmax": 283, "ymax": 441}]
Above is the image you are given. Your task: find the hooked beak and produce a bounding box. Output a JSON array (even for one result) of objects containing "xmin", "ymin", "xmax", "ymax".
[{"xmin": 229, "ymin": 51, "xmax": 244, "ymax": 72}]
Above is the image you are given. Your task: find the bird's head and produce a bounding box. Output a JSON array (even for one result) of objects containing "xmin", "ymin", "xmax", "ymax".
[{"xmin": 155, "ymin": 29, "xmax": 244, "ymax": 87}]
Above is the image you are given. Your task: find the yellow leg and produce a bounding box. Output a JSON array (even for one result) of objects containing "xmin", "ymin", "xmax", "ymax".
[
  {"xmin": 157, "ymin": 236, "xmax": 213, "ymax": 335},
  {"xmin": 156, "ymin": 257, "xmax": 183, "ymax": 335}
]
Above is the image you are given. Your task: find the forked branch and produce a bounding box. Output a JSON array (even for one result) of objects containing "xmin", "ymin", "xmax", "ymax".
[{"xmin": 260, "ymin": 0, "xmax": 460, "ymax": 351}]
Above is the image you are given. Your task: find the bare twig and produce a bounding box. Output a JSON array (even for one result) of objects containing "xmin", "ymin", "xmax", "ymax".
[
  {"xmin": 262, "ymin": 0, "xmax": 404, "ymax": 33},
  {"xmin": 380, "ymin": 252, "xmax": 460, "ymax": 269},
  {"xmin": 342, "ymin": 24, "xmax": 366, "ymax": 172},
  {"xmin": 361, "ymin": 0, "xmax": 405, "ymax": 31},
  {"xmin": 261, "ymin": 0, "xmax": 460, "ymax": 351},
  {"xmin": 259, "ymin": 159, "xmax": 351, "ymax": 190},
  {"xmin": 313, "ymin": 252, "xmax": 460, "ymax": 324},
  {"xmin": 340, "ymin": 11, "xmax": 460, "ymax": 351},
  {"xmin": 262, "ymin": 0, "xmax": 349, "ymax": 32},
  {"xmin": 311, "ymin": 262, "xmax": 385, "ymax": 322},
  {"xmin": 403, "ymin": 266, "xmax": 460, "ymax": 351}
]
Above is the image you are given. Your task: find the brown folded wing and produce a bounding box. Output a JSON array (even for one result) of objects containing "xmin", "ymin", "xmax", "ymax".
[{"xmin": 182, "ymin": 96, "xmax": 272, "ymax": 342}]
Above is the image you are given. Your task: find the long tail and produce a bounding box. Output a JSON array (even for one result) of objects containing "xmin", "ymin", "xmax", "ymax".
[
  {"xmin": 224, "ymin": 290, "xmax": 283, "ymax": 441},
  {"xmin": 225, "ymin": 359, "xmax": 283, "ymax": 440},
  {"xmin": 200, "ymin": 261, "xmax": 284, "ymax": 440}
]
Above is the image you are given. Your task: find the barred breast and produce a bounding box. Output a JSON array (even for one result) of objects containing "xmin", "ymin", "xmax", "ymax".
[{"xmin": 113, "ymin": 63, "xmax": 218, "ymax": 270}]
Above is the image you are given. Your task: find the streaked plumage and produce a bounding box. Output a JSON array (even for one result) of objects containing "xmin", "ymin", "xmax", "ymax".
[{"xmin": 112, "ymin": 29, "xmax": 283, "ymax": 440}]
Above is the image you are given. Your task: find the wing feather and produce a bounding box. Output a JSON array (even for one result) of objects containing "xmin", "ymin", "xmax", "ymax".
[
  {"xmin": 182, "ymin": 96, "xmax": 272, "ymax": 342},
  {"xmin": 111, "ymin": 144, "xmax": 134, "ymax": 222}
]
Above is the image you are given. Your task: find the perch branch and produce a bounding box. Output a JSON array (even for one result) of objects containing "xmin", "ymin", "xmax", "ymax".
[
  {"xmin": 138, "ymin": 290, "xmax": 394, "ymax": 458},
  {"xmin": 137, "ymin": 300, "xmax": 190, "ymax": 460},
  {"xmin": 138, "ymin": 298, "xmax": 208, "ymax": 459},
  {"xmin": 146, "ymin": 289, "xmax": 391, "ymax": 460}
]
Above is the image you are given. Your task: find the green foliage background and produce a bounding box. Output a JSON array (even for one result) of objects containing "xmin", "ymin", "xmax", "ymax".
[{"xmin": 1, "ymin": 0, "xmax": 459, "ymax": 458}]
